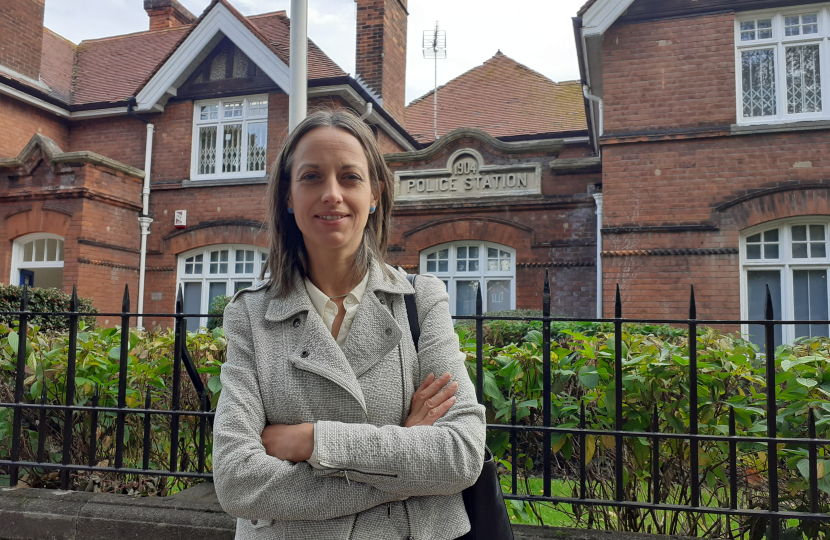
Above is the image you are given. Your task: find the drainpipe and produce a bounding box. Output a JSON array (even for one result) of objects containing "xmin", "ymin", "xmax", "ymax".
[
  {"xmin": 288, "ymin": 0, "xmax": 308, "ymax": 132},
  {"xmin": 359, "ymin": 102, "xmax": 373, "ymax": 121},
  {"xmin": 583, "ymin": 85, "xmax": 604, "ymax": 138},
  {"xmin": 593, "ymin": 193, "xmax": 603, "ymax": 318},
  {"xmin": 127, "ymin": 100, "xmax": 154, "ymax": 331}
]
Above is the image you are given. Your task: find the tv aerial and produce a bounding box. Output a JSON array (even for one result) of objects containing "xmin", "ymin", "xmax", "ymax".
[{"xmin": 422, "ymin": 21, "xmax": 446, "ymax": 140}]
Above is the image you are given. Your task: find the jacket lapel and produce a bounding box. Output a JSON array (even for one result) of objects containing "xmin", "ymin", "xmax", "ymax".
[{"xmin": 263, "ymin": 271, "xmax": 367, "ymax": 414}]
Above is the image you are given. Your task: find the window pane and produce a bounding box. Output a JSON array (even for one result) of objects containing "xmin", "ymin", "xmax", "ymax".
[
  {"xmin": 456, "ymin": 280, "xmax": 480, "ymax": 316},
  {"xmin": 765, "ymin": 229, "xmax": 779, "ymax": 242},
  {"xmin": 469, "ymin": 260, "xmax": 479, "ymax": 272},
  {"xmin": 46, "ymin": 238, "xmax": 57, "ymax": 261},
  {"xmin": 223, "ymin": 101, "xmax": 243, "ymax": 118},
  {"xmin": 786, "ymin": 45, "xmax": 822, "ymax": 114},
  {"xmin": 457, "ymin": 247, "xmax": 467, "ymax": 258},
  {"xmin": 793, "ymin": 243, "xmax": 809, "ymax": 258},
  {"xmin": 747, "ymin": 271, "xmax": 782, "ymax": 350},
  {"xmin": 764, "ymin": 244, "xmax": 779, "ymax": 259},
  {"xmin": 247, "ymin": 122, "xmax": 267, "ymax": 172},
  {"xmin": 34, "ymin": 239, "xmax": 45, "ymax": 261},
  {"xmin": 792, "ymin": 225, "xmax": 807, "ymax": 241},
  {"xmin": 200, "ymin": 104, "xmax": 218, "ymax": 121},
  {"xmin": 208, "ymin": 282, "xmax": 227, "ymax": 311},
  {"xmin": 747, "ymin": 244, "xmax": 762, "ymax": 259},
  {"xmin": 427, "ymin": 253, "xmax": 436, "ymax": 260},
  {"xmin": 198, "ymin": 126, "xmax": 217, "ymax": 174},
  {"xmin": 427, "ymin": 261, "xmax": 436, "ymax": 272},
  {"xmin": 487, "ymin": 259, "xmax": 498, "ymax": 271},
  {"xmin": 742, "ymin": 49, "xmax": 777, "ymax": 117},
  {"xmin": 457, "ymin": 260, "xmax": 467, "ymax": 272},
  {"xmin": 487, "ymin": 280, "xmax": 511, "ymax": 312},
  {"xmin": 488, "ymin": 248, "xmax": 497, "ymax": 258},
  {"xmin": 234, "ymin": 281, "xmax": 253, "ymax": 293},
  {"xmin": 248, "ymin": 99, "xmax": 268, "ymax": 117},
  {"xmin": 232, "ymin": 51, "xmax": 250, "ymax": 78},
  {"xmin": 747, "ymin": 233, "xmax": 761, "ymax": 243},
  {"xmin": 812, "ymin": 243, "xmax": 827, "ymax": 258},
  {"xmin": 501, "ymin": 259, "xmax": 511, "ymax": 272},
  {"xmin": 794, "ymin": 270, "xmax": 829, "ymax": 340},
  {"xmin": 23, "ymin": 241, "xmax": 33, "ymax": 262},
  {"xmin": 469, "ymin": 246, "xmax": 479, "ymax": 258},
  {"xmin": 438, "ymin": 260, "xmax": 448, "ymax": 272},
  {"xmin": 223, "ymin": 124, "xmax": 243, "ymax": 173},
  {"xmin": 183, "ymin": 282, "xmax": 203, "ymax": 333},
  {"xmin": 758, "ymin": 19, "xmax": 772, "ymax": 39},
  {"xmin": 810, "ymin": 225, "xmax": 825, "ymax": 240},
  {"xmin": 438, "ymin": 249, "xmax": 448, "ymax": 259}
]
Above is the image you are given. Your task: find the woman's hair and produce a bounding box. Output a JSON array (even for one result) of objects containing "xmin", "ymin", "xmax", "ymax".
[{"xmin": 261, "ymin": 108, "xmax": 396, "ymax": 295}]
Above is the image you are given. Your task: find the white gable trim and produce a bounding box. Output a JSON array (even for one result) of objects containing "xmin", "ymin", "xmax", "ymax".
[
  {"xmin": 135, "ymin": 3, "xmax": 290, "ymax": 112},
  {"xmin": 582, "ymin": 0, "xmax": 636, "ymax": 36}
]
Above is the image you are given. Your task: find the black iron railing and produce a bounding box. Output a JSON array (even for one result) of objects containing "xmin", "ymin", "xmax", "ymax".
[{"xmin": 0, "ymin": 274, "xmax": 829, "ymax": 540}]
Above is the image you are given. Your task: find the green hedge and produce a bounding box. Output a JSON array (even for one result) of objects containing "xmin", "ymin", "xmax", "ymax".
[{"xmin": 0, "ymin": 284, "xmax": 97, "ymax": 332}]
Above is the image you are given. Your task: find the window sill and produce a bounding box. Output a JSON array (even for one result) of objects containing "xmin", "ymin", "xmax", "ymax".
[
  {"xmin": 731, "ymin": 119, "xmax": 830, "ymax": 136},
  {"xmin": 181, "ymin": 177, "xmax": 269, "ymax": 188}
]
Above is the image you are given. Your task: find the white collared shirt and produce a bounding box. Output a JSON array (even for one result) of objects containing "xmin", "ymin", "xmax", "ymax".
[
  {"xmin": 303, "ymin": 272, "xmax": 369, "ymax": 347},
  {"xmin": 303, "ymin": 271, "xmax": 369, "ymax": 469}
]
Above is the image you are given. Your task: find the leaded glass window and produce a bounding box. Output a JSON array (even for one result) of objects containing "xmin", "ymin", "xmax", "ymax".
[
  {"xmin": 192, "ymin": 96, "xmax": 269, "ymax": 180},
  {"xmin": 737, "ymin": 8, "xmax": 830, "ymax": 123}
]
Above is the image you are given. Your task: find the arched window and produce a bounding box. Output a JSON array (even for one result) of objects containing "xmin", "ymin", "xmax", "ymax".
[
  {"xmin": 10, "ymin": 233, "xmax": 65, "ymax": 288},
  {"xmin": 741, "ymin": 217, "xmax": 830, "ymax": 348},
  {"xmin": 420, "ymin": 242, "xmax": 516, "ymax": 316},
  {"xmin": 177, "ymin": 244, "xmax": 268, "ymax": 331}
]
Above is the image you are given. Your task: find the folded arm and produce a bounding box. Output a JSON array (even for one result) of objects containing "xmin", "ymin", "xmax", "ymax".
[{"xmin": 212, "ymin": 298, "xmax": 408, "ymax": 522}]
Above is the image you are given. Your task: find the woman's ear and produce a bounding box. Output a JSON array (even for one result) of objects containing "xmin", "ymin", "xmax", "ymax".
[{"xmin": 372, "ymin": 180, "xmax": 385, "ymax": 208}]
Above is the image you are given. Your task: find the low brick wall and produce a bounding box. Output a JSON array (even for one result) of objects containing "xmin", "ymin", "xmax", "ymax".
[{"xmin": 0, "ymin": 484, "xmax": 710, "ymax": 540}]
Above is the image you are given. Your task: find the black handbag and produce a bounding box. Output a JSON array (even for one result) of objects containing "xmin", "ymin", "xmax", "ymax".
[{"xmin": 404, "ymin": 274, "xmax": 515, "ymax": 540}]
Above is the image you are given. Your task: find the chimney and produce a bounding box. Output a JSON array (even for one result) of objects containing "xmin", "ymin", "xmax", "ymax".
[
  {"xmin": 144, "ymin": 0, "xmax": 196, "ymax": 31},
  {"xmin": 355, "ymin": 0, "xmax": 407, "ymax": 127},
  {"xmin": 0, "ymin": 0, "xmax": 45, "ymax": 81}
]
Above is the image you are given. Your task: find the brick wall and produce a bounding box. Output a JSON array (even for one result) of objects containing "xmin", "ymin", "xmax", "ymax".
[
  {"xmin": 602, "ymin": 13, "xmax": 736, "ymax": 134},
  {"xmin": 355, "ymin": 0, "xmax": 407, "ymax": 127},
  {"xmin": 0, "ymin": 94, "xmax": 69, "ymax": 157},
  {"xmin": 144, "ymin": 0, "xmax": 196, "ymax": 31},
  {"xmin": 0, "ymin": 0, "xmax": 45, "ymax": 80}
]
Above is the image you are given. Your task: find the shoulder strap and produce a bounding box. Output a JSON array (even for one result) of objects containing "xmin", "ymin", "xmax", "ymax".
[{"xmin": 404, "ymin": 274, "xmax": 421, "ymax": 353}]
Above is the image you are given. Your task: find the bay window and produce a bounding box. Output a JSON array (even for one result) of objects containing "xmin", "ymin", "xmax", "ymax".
[
  {"xmin": 741, "ymin": 218, "xmax": 830, "ymax": 349},
  {"xmin": 736, "ymin": 7, "xmax": 830, "ymax": 124},
  {"xmin": 191, "ymin": 95, "xmax": 268, "ymax": 180}
]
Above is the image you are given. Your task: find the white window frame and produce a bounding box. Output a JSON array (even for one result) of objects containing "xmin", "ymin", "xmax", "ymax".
[
  {"xmin": 9, "ymin": 233, "xmax": 65, "ymax": 285},
  {"xmin": 739, "ymin": 216, "xmax": 830, "ymax": 345},
  {"xmin": 735, "ymin": 5, "xmax": 830, "ymax": 125},
  {"xmin": 419, "ymin": 241, "xmax": 516, "ymax": 316},
  {"xmin": 176, "ymin": 244, "xmax": 269, "ymax": 330},
  {"xmin": 190, "ymin": 94, "xmax": 269, "ymax": 181}
]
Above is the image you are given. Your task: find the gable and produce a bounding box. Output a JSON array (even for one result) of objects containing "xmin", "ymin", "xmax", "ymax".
[
  {"xmin": 134, "ymin": 1, "xmax": 291, "ymax": 112},
  {"xmin": 177, "ymin": 36, "xmax": 281, "ymax": 100}
]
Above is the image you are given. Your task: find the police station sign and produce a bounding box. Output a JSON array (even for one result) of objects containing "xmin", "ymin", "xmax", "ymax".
[{"xmin": 394, "ymin": 149, "xmax": 542, "ymax": 201}]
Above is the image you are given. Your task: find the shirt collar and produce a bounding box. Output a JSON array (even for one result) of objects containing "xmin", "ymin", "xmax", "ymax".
[{"xmin": 304, "ymin": 270, "xmax": 370, "ymax": 314}]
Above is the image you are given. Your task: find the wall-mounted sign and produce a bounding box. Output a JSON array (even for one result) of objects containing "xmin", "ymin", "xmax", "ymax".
[
  {"xmin": 174, "ymin": 210, "xmax": 187, "ymax": 228},
  {"xmin": 394, "ymin": 149, "xmax": 541, "ymax": 201}
]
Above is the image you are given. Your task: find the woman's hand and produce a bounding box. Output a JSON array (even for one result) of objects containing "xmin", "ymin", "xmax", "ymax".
[
  {"xmin": 404, "ymin": 372, "xmax": 458, "ymax": 427},
  {"xmin": 261, "ymin": 423, "xmax": 314, "ymax": 462}
]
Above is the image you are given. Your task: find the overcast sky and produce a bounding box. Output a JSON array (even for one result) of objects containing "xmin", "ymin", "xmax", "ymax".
[{"xmin": 43, "ymin": 0, "xmax": 585, "ymax": 104}]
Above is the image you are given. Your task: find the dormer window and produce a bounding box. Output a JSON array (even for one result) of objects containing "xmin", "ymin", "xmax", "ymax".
[
  {"xmin": 191, "ymin": 95, "xmax": 268, "ymax": 181},
  {"xmin": 736, "ymin": 7, "xmax": 828, "ymax": 125}
]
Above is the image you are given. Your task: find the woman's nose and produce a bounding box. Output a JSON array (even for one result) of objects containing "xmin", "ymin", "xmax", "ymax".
[{"xmin": 320, "ymin": 175, "xmax": 343, "ymax": 204}]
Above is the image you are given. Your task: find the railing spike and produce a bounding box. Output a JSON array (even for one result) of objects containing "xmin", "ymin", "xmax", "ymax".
[
  {"xmin": 542, "ymin": 268, "xmax": 551, "ymax": 317},
  {"xmin": 614, "ymin": 283, "xmax": 622, "ymax": 318},
  {"xmin": 764, "ymin": 283, "xmax": 774, "ymax": 321},
  {"xmin": 475, "ymin": 282, "xmax": 482, "ymax": 316},
  {"xmin": 176, "ymin": 284, "xmax": 184, "ymax": 314},
  {"xmin": 122, "ymin": 284, "xmax": 130, "ymax": 313},
  {"xmin": 689, "ymin": 284, "xmax": 697, "ymax": 320},
  {"xmin": 21, "ymin": 282, "xmax": 29, "ymax": 311},
  {"xmin": 71, "ymin": 284, "xmax": 78, "ymax": 312}
]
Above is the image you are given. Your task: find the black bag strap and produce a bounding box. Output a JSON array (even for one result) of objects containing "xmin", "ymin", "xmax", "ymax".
[{"xmin": 404, "ymin": 274, "xmax": 421, "ymax": 353}]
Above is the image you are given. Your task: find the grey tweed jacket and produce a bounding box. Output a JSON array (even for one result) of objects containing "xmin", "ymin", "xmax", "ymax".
[{"xmin": 213, "ymin": 260, "xmax": 487, "ymax": 540}]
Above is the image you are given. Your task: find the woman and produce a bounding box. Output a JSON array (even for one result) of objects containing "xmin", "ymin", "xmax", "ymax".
[{"xmin": 213, "ymin": 108, "xmax": 487, "ymax": 540}]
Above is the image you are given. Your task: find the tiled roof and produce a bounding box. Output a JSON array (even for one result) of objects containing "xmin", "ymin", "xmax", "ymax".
[
  {"xmin": 405, "ymin": 52, "xmax": 587, "ymax": 144},
  {"xmin": 5, "ymin": 3, "xmax": 345, "ymax": 107}
]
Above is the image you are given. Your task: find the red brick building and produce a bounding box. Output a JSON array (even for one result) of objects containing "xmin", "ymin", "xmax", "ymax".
[
  {"xmin": 576, "ymin": 0, "xmax": 830, "ymax": 346},
  {"xmin": 1, "ymin": 0, "xmax": 599, "ymax": 329}
]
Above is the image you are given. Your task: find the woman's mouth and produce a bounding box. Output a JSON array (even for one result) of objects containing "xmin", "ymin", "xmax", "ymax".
[{"xmin": 316, "ymin": 214, "xmax": 348, "ymax": 221}]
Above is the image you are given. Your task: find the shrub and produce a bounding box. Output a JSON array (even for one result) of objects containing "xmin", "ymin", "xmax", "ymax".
[
  {"xmin": 0, "ymin": 284, "xmax": 97, "ymax": 332},
  {"xmin": 459, "ymin": 323, "xmax": 830, "ymax": 537},
  {"xmin": 206, "ymin": 294, "xmax": 231, "ymax": 331}
]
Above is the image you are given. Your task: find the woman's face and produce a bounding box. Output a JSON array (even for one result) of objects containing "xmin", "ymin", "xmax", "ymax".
[{"xmin": 288, "ymin": 126, "xmax": 380, "ymax": 258}]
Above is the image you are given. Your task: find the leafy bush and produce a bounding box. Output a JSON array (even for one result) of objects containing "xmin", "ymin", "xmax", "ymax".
[
  {"xmin": 459, "ymin": 324, "xmax": 830, "ymax": 537},
  {"xmin": 0, "ymin": 321, "xmax": 225, "ymax": 495},
  {"xmin": 206, "ymin": 294, "xmax": 231, "ymax": 332},
  {"xmin": 0, "ymin": 284, "xmax": 97, "ymax": 332}
]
